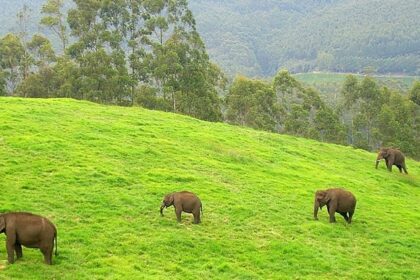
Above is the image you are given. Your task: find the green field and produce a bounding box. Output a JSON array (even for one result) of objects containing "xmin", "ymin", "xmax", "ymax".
[
  {"xmin": 0, "ymin": 98, "xmax": 419, "ymax": 279},
  {"xmin": 294, "ymin": 72, "xmax": 419, "ymax": 98}
]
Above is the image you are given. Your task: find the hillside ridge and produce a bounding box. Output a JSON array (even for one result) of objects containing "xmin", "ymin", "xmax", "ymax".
[{"xmin": 0, "ymin": 97, "xmax": 419, "ymax": 279}]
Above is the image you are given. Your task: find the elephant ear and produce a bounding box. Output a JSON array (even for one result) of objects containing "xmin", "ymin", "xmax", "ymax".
[
  {"xmin": 316, "ymin": 190, "xmax": 328, "ymax": 203},
  {"xmin": 164, "ymin": 193, "xmax": 174, "ymax": 205},
  {"xmin": 168, "ymin": 194, "xmax": 175, "ymax": 204},
  {"xmin": 323, "ymin": 191, "xmax": 332, "ymax": 203},
  {"xmin": 382, "ymin": 148, "xmax": 391, "ymax": 158},
  {"xmin": 0, "ymin": 216, "xmax": 5, "ymax": 232}
]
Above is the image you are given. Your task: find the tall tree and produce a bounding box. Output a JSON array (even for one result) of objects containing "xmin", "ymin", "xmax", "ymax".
[
  {"xmin": 27, "ymin": 34, "xmax": 56, "ymax": 69},
  {"xmin": 409, "ymin": 81, "xmax": 420, "ymax": 106},
  {"xmin": 16, "ymin": 5, "xmax": 33, "ymax": 82},
  {"xmin": 67, "ymin": 0, "xmax": 130, "ymax": 104},
  {"xmin": 226, "ymin": 76, "xmax": 280, "ymax": 131},
  {"xmin": 40, "ymin": 0, "xmax": 69, "ymax": 53},
  {"xmin": 134, "ymin": 0, "xmax": 224, "ymax": 120},
  {"xmin": 0, "ymin": 33, "xmax": 25, "ymax": 94}
]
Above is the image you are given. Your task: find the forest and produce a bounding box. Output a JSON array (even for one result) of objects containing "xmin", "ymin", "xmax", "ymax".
[
  {"xmin": 1, "ymin": 0, "xmax": 420, "ymax": 77},
  {"xmin": 191, "ymin": 0, "xmax": 420, "ymax": 76},
  {"xmin": 0, "ymin": 0, "xmax": 419, "ymax": 159}
]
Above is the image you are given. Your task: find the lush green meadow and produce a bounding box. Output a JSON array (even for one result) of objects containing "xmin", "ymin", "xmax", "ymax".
[{"xmin": 0, "ymin": 98, "xmax": 419, "ymax": 279}]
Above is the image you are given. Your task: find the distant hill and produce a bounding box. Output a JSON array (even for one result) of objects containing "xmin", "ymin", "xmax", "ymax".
[
  {"xmin": 1, "ymin": 0, "xmax": 419, "ymax": 76},
  {"xmin": 0, "ymin": 97, "xmax": 419, "ymax": 278},
  {"xmin": 190, "ymin": 0, "xmax": 420, "ymax": 76}
]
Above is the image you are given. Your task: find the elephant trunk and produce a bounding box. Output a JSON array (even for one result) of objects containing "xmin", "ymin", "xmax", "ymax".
[
  {"xmin": 160, "ymin": 203, "xmax": 165, "ymax": 216},
  {"xmin": 314, "ymin": 199, "xmax": 319, "ymax": 220}
]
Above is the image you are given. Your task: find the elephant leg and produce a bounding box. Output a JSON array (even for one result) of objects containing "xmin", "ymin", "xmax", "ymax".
[
  {"xmin": 175, "ymin": 208, "xmax": 182, "ymax": 223},
  {"xmin": 387, "ymin": 161, "xmax": 394, "ymax": 172},
  {"xmin": 397, "ymin": 165, "xmax": 402, "ymax": 173},
  {"xmin": 41, "ymin": 245, "xmax": 53, "ymax": 265},
  {"xmin": 338, "ymin": 212, "xmax": 349, "ymax": 222},
  {"xmin": 6, "ymin": 234, "xmax": 16, "ymax": 264},
  {"xmin": 328, "ymin": 203, "xmax": 337, "ymax": 223},
  {"xmin": 348, "ymin": 211, "xmax": 354, "ymax": 224},
  {"xmin": 193, "ymin": 210, "xmax": 201, "ymax": 224},
  {"xmin": 402, "ymin": 164, "xmax": 408, "ymax": 174},
  {"xmin": 15, "ymin": 243, "xmax": 23, "ymax": 259}
]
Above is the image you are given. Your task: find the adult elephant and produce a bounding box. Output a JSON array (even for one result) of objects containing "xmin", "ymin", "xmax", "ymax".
[
  {"xmin": 375, "ymin": 148, "xmax": 408, "ymax": 174},
  {"xmin": 0, "ymin": 212, "xmax": 58, "ymax": 264},
  {"xmin": 313, "ymin": 188, "xmax": 356, "ymax": 224}
]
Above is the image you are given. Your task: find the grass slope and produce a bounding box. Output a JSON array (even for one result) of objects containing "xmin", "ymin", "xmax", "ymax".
[{"xmin": 0, "ymin": 98, "xmax": 419, "ymax": 279}]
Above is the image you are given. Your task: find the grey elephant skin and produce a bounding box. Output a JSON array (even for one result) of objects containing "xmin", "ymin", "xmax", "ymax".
[
  {"xmin": 313, "ymin": 188, "xmax": 356, "ymax": 224},
  {"xmin": 376, "ymin": 147, "xmax": 408, "ymax": 174},
  {"xmin": 160, "ymin": 191, "xmax": 203, "ymax": 224},
  {"xmin": 0, "ymin": 212, "xmax": 58, "ymax": 264}
]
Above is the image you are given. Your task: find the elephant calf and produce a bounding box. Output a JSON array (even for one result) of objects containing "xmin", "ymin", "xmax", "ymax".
[
  {"xmin": 376, "ymin": 147, "xmax": 408, "ymax": 174},
  {"xmin": 0, "ymin": 212, "xmax": 58, "ymax": 264},
  {"xmin": 160, "ymin": 191, "xmax": 203, "ymax": 224},
  {"xmin": 314, "ymin": 188, "xmax": 356, "ymax": 224}
]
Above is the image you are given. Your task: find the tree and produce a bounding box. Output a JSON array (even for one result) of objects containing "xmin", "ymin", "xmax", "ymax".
[
  {"xmin": 339, "ymin": 75, "xmax": 361, "ymax": 145},
  {"xmin": 131, "ymin": 0, "xmax": 224, "ymax": 120},
  {"xmin": 0, "ymin": 70, "xmax": 6, "ymax": 96},
  {"xmin": 0, "ymin": 33, "xmax": 25, "ymax": 94},
  {"xmin": 16, "ymin": 4, "xmax": 33, "ymax": 82},
  {"xmin": 14, "ymin": 35, "xmax": 56, "ymax": 98},
  {"xmin": 226, "ymin": 76, "xmax": 280, "ymax": 131},
  {"xmin": 27, "ymin": 34, "xmax": 56, "ymax": 69},
  {"xmin": 40, "ymin": 0, "xmax": 68, "ymax": 53},
  {"xmin": 409, "ymin": 81, "xmax": 420, "ymax": 106},
  {"xmin": 67, "ymin": 0, "xmax": 130, "ymax": 104},
  {"xmin": 355, "ymin": 77, "xmax": 383, "ymax": 149}
]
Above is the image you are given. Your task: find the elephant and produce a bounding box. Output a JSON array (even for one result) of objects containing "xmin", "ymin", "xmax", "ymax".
[
  {"xmin": 160, "ymin": 191, "xmax": 203, "ymax": 224},
  {"xmin": 375, "ymin": 147, "xmax": 408, "ymax": 174},
  {"xmin": 0, "ymin": 212, "xmax": 58, "ymax": 264},
  {"xmin": 313, "ymin": 188, "xmax": 356, "ymax": 223}
]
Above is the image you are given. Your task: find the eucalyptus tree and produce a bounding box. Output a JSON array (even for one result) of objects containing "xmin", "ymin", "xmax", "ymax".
[{"xmin": 40, "ymin": 0, "xmax": 68, "ymax": 53}]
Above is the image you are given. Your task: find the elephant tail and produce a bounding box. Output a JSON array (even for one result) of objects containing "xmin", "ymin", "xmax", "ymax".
[{"xmin": 54, "ymin": 230, "xmax": 58, "ymax": 256}]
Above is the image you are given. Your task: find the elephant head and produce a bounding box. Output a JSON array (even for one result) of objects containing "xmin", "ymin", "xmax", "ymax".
[
  {"xmin": 0, "ymin": 215, "xmax": 5, "ymax": 232},
  {"xmin": 160, "ymin": 193, "xmax": 174, "ymax": 216},
  {"xmin": 314, "ymin": 190, "xmax": 330, "ymax": 220},
  {"xmin": 376, "ymin": 148, "xmax": 390, "ymax": 169}
]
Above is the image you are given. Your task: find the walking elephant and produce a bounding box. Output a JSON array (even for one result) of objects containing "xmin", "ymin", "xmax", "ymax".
[
  {"xmin": 160, "ymin": 191, "xmax": 203, "ymax": 224},
  {"xmin": 375, "ymin": 147, "xmax": 408, "ymax": 174},
  {"xmin": 0, "ymin": 212, "xmax": 58, "ymax": 264},
  {"xmin": 313, "ymin": 188, "xmax": 356, "ymax": 224}
]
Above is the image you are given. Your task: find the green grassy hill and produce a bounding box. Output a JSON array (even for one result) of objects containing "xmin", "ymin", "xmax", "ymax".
[{"xmin": 0, "ymin": 98, "xmax": 419, "ymax": 279}]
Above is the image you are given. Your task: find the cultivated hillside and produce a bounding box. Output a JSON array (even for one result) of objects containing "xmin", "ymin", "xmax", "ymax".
[{"xmin": 0, "ymin": 98, "xmax": 419, "ymax": 279}]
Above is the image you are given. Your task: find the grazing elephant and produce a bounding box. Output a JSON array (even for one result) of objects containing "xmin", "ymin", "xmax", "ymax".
[
  {"xmin": 375, "ymin": 148, "xmax": 408, "ymax": 174},
  {"xmin": 313, "ymin": 188, "xmax": 356, "ymax": 224},
  {"xmin": 0, "ymin": 212, "xmax": 57, "ymax": 264},
  {"xmin": 160, "ymin": 191, "xmax": 203, "ymax": 224}
]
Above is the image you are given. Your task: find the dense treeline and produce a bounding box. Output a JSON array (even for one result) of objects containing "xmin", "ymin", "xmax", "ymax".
[
  {"xmin": 225, "ymin": 72, "xmax": 419, "ymax": 159},
  {"xmin": 0, "ymin": 0, "xmax": 225, "ymax": 122},
  {"xmin": 0, "ymin": 1, "xmax": 419, "ymax": 159},
  {"xmin": 1, "ymin": 0, "xmax": 419, "ymax": 77}
]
